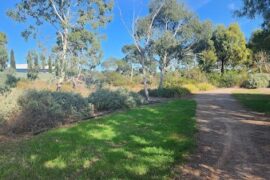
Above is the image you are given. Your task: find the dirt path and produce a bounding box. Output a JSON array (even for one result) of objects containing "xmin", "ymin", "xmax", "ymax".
[{"xmin": 180, "ymin": 88, "xmax": 270, "ymax": 180}]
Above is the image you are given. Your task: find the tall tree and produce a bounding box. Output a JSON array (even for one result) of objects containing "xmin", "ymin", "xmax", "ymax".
[
  {"xmin": 27, "ymin": 51, "xmax": 38, "ymax": 80},
  {"xmin": 10, "ymin": 49, "xmax": 16, "ymax": 70},
  {"xmin": 118, "ymin": 1, "xmax": 164, "ymax": 100},
  {"xmin": 40, "ymin": 53, "xmax": 46, "ymax": 70},
  {"xmin": 236, "ymin": 0, "xmax": 270, "ymax": 29},
  {"xmin": 0, "ymin": 32, "xmax": 8, "ymax": 71},
  {"xmin": 8, "ymin": 0, "xmax": 113, "ymax": 89},
  {"xmin": 212, "ymin": 23, "xmax": 250, "ymax": 74},
  {"xmin": 48, "ymin": 56, "xmax": 53, "ymax": 73},
  {"xmin": 150, "ymin": 0, "xmax": 212, "ymax": 87},
  {"xmin": 248, "ymin": 29, "xmax": 270, "ymax": 53}
]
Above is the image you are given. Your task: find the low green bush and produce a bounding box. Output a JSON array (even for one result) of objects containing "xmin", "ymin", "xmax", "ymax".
[
  {"xmin": 181, "ymin": 68, "xmax": 208, "ymax": 82},
  {"xmin": 104, "ymin": 72, "xmax": 134, "ymax": 87},
  {"xmin": 140, "ymin": 87, "xmax": 190, "ymax": 98},
  {"xmin": 207, "ymin": 71, "xmax": 248, "ymax": 88},
  {"xmin": 241, "ymin": 73, "xmax": 270, "ymax": 89},
  {"xmin": 0, "ymin": 85, "xmax": 10, "ymax": 95},
  {"xmin": 5, "ymin": 74, "xmax": 19, "ymax": 88},
  {"xmin": 13, "ymin": 90, "xmax": 93, "ymax": 133},
  {"xmin": 88, "ymin": 88, "xmax": 145, "ymax": 111}
]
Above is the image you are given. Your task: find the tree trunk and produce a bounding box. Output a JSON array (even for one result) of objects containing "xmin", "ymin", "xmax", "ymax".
[
  {"xmin": 143, "ymin": 66, "xmax": 149, "ymax": 101},
  {"xmin": 159, "ymin": 53, "xmax": 167, "ymax": 89},
  {"xmin": 130, "ymin": 64, "xmax": 133, "ymax": 81},
  {"xmin": 221, "ymin": 59, "xmax": 225, "ymax": 74},
  {"xmin": 57, "ymin": 28, "xmax": 68, "ymax": 91},
  {"xmin": 159, "ymin": 67, "xmax": 164, "ymax": 89},
  {"xmin": 141, "ymin": 55, "xmax": 149, "ymax": 101}
]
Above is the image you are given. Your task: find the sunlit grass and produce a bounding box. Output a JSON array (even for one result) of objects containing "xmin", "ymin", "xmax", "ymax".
[
  {"xmin": 0, "ymin": 100, "xmax": 196, "ymax": 179},
  {"xmin": 233, "ymin": 89, "xmax": 270, "ymax": 115}
]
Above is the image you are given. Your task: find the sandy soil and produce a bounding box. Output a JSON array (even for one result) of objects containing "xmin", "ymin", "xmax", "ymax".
[{"xmin": 179, "ymin": 88, "xmax": 270, "ymax": 180}]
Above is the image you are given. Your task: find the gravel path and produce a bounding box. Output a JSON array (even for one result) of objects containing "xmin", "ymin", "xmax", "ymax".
[{"xmin": 180, "ymin": 89, "xmax": 270, "ymax": 180}]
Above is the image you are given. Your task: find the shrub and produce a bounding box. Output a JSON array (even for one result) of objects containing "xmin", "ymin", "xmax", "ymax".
[
  {"xmin": 241, "ymin": 73, "xmax": 270, "ymax": 89},
  {"xmin": 181, "ymin": 68, "xmax": 208, "ymax": 82},
  {"xmin": 140, "ymin": 87, "xmax": 190, "ymax": 98},
  {"xmin": 5, "ymin": 74, "xmax": 19, "ymax": 88},
  {"xmin": 12, "ymin": 90, "xmax": 93, "ymax": 133},
  {"xmin": 0, "ymin": 85, "xmax": 10, "ymax": 95},
  {"xmin": 88, "ymin": 89, "xmax": 145, "ymax": 111},
  {"xmin": 196, "ymin": 83, "xmax": 215, "ymax": 91},
  {"xmin": 182, "ymin": 84, "xmax": 199, "ymax": 93},
  {"xmin": 27, "ymin": 71, "xmax": 38, "ymax": 80},
  {"xmin": 207, "ymin": 71, "xmax": 248, "ymax": 88}
]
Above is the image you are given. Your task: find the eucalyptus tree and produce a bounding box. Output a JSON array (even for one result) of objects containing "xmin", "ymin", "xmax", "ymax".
[
  {"xmin": 8, "ymin": 0, "xmax": 113, "ymax": 89},
  {"xmin": 150, "ymin": 0, "xmax": 212, "ymax": 87},
  {"xmin": 118, "ymin": 1, "xmax": 164, "ymax": 100},
  {"xmin": 0, "ymin": 32, "xmax": 8, "ymax": 71},
  {"xmin": 48, "ymin": 56, "xmax": 53, "ymax": 73},
  {"xmin": 236, "ymin": 0, "xmax": 270, "ymax": 29},
  {"xmin": 40, "ymin": 53, "xmax": 46, "ymax": 70},
  {"xmin": 26, "ymin": 51, "xmax": 38, "ymax": 80},
  {"xmin": 10, "ymin": 49, "xmax": 16, "ymax": 70}
]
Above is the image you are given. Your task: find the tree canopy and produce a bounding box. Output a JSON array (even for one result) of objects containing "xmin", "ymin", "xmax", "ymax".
[
  {"xmin": 8, "ymin": 0, "xmax": 114, "ymax": 87},
  {"xmin": 212, "ymin": 23, "xmax": 250, "ymax": 73},
  {"xmin": 236, "ymin": 0, "xmax": 270, "ymax": 29}
]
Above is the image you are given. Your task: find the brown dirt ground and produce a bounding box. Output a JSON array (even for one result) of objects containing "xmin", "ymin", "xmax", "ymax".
[{"xmin": 179, "ymin": 88, "xmax": 270, "ymax": 180}]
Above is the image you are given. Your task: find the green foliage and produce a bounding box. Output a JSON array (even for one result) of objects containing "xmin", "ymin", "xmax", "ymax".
[
  {"xmin": 88, "ymin": 89, "xmax": 145, "ymax": 111},
  {"xmin": 103, "ymin": 72, "xmax": 133, "ymax": 87},
  {"xmin": 212, "ymin": 24, "xmax": 250, "ymax": 73},
  {"xmin": 181, "ymin": 68, "xmax": 208, "ymax": 82},
  {"xmin": 241, "ymin": 73, "xmax": 270, "ymax": 89},
  {"xmin": 10, "ymin": 49, "xmax": 16, "ymax": 69},
  {"xmin": 48, "ymin": 56, "xmax": 53, "ymax": 73},
  {"xmin": 14, "ymin": 90, "xmax": 93, "ymax": 133},
  {"xmin": 5, "ymin": 74, "xmax": 19, "ymax": 88},
  {"xmin": 40, "ymin": 53, "xmax": 46, "ymax": 69},
  {"xmin": 207, "ymin": 71, "xmax": 248, "ymax": 88},
  {"xmin": 0, "ymin": 73, "xmax": 19, "ymax": 95},
  {"xmin": 0, "ymin": 32, "xmax": 8, "ymax": 71},
  {"xmin": 27, "ymin": 51, "xmax": 39, "ymax": 80},
  {"xmin": 198, "ymin": 49, "xmax": 217, "ymax": 72},
  {"xmin": 248, "ymin": 29, "xmax": 270, "ymax": 53},
  {"xmin": 8, "ymin": 0, "xmax": 114, "ymax": 80},
  {"xmin": 141, "ymin": 87, "xmax": 190, "ymax": 98},
  {"xmin": 0, "ymin": 100, "xmax": 196, "ymax": 179},
  {"xmin": 0, "ymin": 85, "xmax": 11, "ymax": 95},
  {"xmin": 236, "ymin": 0, "xmax": 270, "ymax": 29}
]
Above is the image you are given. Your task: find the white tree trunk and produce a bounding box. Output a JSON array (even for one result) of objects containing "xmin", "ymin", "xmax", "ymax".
[
  {"xmin": 159, "ymin": 52, "xmax": 167, "ymax": 89},
  {"xmin": 57, "ymin": 28, "xmax": 68, "ymax": 91}
]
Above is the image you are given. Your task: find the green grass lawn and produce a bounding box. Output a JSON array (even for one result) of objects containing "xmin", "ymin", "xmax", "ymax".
[
  {"xmin": 233, "ymin": 89, "xmax": 270, "ymax": 114},
  {"xmin": 0, "ymin": 100, "xmax": 196, "ymax": 179}
]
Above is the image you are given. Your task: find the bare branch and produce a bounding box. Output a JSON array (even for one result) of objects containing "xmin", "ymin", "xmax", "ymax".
[
  {"xmin": 146, "ymin": 1, "xmax": 164, "ymax": 44},
  {"xmin": 49, "ymin": 0, "xmax": 65, "ymax": 23}
]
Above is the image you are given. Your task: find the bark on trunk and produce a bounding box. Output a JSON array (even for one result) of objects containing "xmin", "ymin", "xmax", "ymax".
[
  {"xmin": 143, "ymin": 66, "xmax": 149, "ymax": 101},
  {"xmin": 159, "ymin": 67, "xmax": 165, "ymax": 89},
  {"xmin": 221, "ymin": 59, "xmax": 224, "ymax": 74},
  {"xmin": 57, "ymin": 28, "xmax": 68, "ymax": 91},
  {"xmin": 159, "ymin": 53, "xmax": 167, "ymax": 89}
]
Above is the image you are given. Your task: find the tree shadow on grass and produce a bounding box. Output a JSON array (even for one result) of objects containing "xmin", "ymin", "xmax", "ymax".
[{"xmin": 0, "ymin": 100, "xmax": 196, "ymax": 179}]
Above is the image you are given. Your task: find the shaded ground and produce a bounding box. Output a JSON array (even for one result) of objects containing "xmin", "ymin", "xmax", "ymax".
[{"xmin": 180, "ymin": 88, "xmax": 270, "ymax": 180}]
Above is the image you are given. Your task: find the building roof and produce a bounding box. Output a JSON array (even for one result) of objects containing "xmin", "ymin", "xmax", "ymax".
[{"xmin": 16, "ymin": 64, "xmax": 28, "ymax": 69}]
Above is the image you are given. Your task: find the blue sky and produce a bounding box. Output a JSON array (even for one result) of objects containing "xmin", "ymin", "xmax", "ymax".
[{"xmin": 0, "ymin": 0, "xmax": 263, "ymax": 64}]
